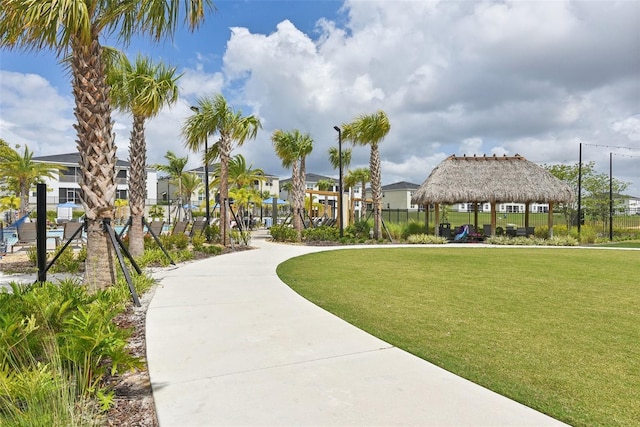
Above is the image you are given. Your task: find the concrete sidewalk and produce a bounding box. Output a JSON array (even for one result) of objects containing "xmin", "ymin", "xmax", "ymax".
[{"xmin": 146, "ymin": 230, "xmax": 566, "ymax": 426}]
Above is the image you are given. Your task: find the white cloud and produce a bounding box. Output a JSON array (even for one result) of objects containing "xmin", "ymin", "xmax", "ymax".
[{"xmin": 1, "ymin": 0, "xmax": 639, "ymax": 196}]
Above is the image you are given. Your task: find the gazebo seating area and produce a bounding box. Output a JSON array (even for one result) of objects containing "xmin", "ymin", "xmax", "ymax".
[{"xmin": 411, "ymin": 154, "xmax": 574, "ymax": 239}]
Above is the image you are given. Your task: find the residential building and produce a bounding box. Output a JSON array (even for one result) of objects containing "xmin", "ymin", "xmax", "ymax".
[
  {"xmin": 366, "ymin": 181, "xmax": 421, "ymax": 211},
  {"xmin": 623, "ymin": 195, "xmax": 640, "ymax": 215},
  {"xmin": 32, "ymin": 152, "xmax": 157, "ymax": 211}
]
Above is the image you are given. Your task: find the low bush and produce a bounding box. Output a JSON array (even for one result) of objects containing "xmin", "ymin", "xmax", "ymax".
[
  {"xmin": 303, "ymin": 226, "xmax": 339, "ymax": 242},
  {"xmin": 406, "ymin": 234, "xmax": 447, "ymax": 244},
  {"xmin": 269, "ymin": 225, "xmax": 298, "ymax": 242},
  {"xmin": 402, "ymin": 220, "xmax": 427, "ymax": 239},
  {"xmin": 49, "ymin": 246, "xmax": 80, "ymax": 273},
  {"xmin": 345, "ymin": 220, "xmax": 371, "ymax": 239},
  {"xmin": 486, "ymin": 235, "xmax": 579, "ymax": 246}
]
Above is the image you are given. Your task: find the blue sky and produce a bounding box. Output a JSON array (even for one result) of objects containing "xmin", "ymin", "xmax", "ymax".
[{"xmin": 1, "ymin": 0, "xmax": 639, "ymax": 195}]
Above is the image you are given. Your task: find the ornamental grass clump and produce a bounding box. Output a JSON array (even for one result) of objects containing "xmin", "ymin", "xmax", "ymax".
[
  {"xmin": 406, "ymin": 234, "xmax": 447, "ymax": 244},
  {"xmin": 0, "ymin": 275, "xmax": 153, "ymax": 425}
]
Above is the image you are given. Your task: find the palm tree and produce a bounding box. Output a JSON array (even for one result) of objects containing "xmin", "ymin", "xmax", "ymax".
[
  {"xmin": 0, "ymin": 0, "xmax": 212, "ymax": 290},
  {"xmin": 316, "ymin": 179, "xmax": 335, "ymax": 218},
  {"xmin": 183, "ymin": 94, "xmax": 261, "ymax": 245},
  {"xmin": 350, "ymin": 167, "xmax": 371, "ymax": 221},
  {"xmin": 217, "ymin": 154, "xmax": 265, "ymax": 190},
  {"xmin": 0, "ymin": 146, "xmax": 64, "ymax": 217},
  {"xmin": 328, "ymin": 146, "xmax": 352, "ymax": 172},
  {"xmin": 328, "ymin": 145, "xmax": 352, "ymax": 230},
  {"xmin": 180, "ymin": 172, "xmax": 202, "ymax": 220},
  {"xmin": 342, "ymin": 111, "xmax": 390, "ymax": 239},
  {"xmin": 343, "ymin": 171, "xmax": 358, "ymax": 224},
  {"xmin": 107, "ymin": 54, "xmax": 180, "ymax": 257},
  {"xmin": 271, "ymin": 129, "xmax": 313, "ymax": 241},
  {"xmin": 154, "ymin": 151, "xmax": 189, "ymax": 223}
]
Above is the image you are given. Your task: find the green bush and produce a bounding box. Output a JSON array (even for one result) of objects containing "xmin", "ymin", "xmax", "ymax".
[
  {"xmin": 49, "ymin": 246, "xmax": 80, "ymax": 273},
  {"xmin": 173, "ymin": 234, "xmax": 189, "ymax": 250},
  {"xmin": 303, "ymin": 226, "xmax": 339, "ymax": 242},
  {"xmin": 485, "ymin": 235, "xmax": 579, "ymax": 246},
  {"xmin": 191, "ymin": 234, "xmax": 206, "ymax": 251},
  {"xmin": 204, "ymin": 224, "xmax": 220, "ymax": 243},
  {"xmin": 269, "ymin": 225, "xmax": 298, "ymax": 242},
  {"xmin": 406, "ymin": 234, "xmax": 447, "ymax": 244},
  {"xmin": 345, "ymin": 220, "xmax": 371, "ymax": 239},
  {"xmin": 402, "ymin": 220, "xmax": 427, "ymax": 239}
]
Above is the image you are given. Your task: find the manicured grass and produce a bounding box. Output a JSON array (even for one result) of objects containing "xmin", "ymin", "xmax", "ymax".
[
  {"xmin": 277, "ymin": 247, "xmax": 640, "ymax": 427},
  {"xmin": 596, "ymin": 240, "xmax": 640, "ymax": 249}
]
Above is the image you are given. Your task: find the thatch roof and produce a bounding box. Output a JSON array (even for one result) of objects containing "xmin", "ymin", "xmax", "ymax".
[{"xmin": 411, "ymin": 154, "xmax": 574, "ymax": 205}]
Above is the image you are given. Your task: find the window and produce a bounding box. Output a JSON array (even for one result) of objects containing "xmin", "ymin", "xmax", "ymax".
[{"xmin": 116, "ymin": 189, "xmax": 128, "ymax": 200}]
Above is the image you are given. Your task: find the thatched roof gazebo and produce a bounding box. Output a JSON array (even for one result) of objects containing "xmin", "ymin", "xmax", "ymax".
[{"xmin": 411, "ymin": 154, "xmax": 574, "ymax": 237}]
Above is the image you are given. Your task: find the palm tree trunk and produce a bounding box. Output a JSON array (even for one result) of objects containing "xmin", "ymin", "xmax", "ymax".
[
  {"xmin": 219, "ymin": 136, "xmax": 231, "ymax": 245},
  {"xmin": 71, "ymin": 35, "xmax": 117, "ymax": 291},
  {"xmin": 128, "ymin": 115, "xmax": 146, "ymax": 258},
  {"xmin": 360, "ymin": 179, "xmax": 367, "ymax": 221},
  {"xmin": 370, "ymin": 145, "xmax": 382, "ymax": 239},
  {"xmin": 297, "ymin": 156, "xmax": 307, "ymax": 241},
  {"xmin": 291, "ymin": 160, "xmax": 302, "ymax": 241},
  {"xmin": 19, "ymin": 182, "xmax": 29, "ymax": 218}
]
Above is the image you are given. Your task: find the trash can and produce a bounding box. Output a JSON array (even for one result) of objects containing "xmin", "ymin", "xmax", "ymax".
[
  {"xmin": 438, "ymin": 223, "xmax": 451, "ymax": 239},
  {"xmin": 264, "ymin": 217, "xmax": 273, "ymax": 228}
]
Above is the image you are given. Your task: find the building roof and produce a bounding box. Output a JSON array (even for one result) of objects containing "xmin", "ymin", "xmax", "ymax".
[
  {"xmin": 280, "ymin": 172, "xmax": 334, "ymax": 185},
  {"xmin": 382, "ymin": 181, "xmax": 420, "ymax": 191},
  {"xmin": 33, "ymin": 152, "xmax": 131, "ymax": 167},
  {"xmin": 411, "ymin": 154, "xmax": 574, "ymax": 204}
]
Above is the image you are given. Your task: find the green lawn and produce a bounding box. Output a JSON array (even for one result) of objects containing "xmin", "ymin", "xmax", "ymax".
[
  {"xmin": 596, "ymin": 240, "xmax": 640, "ymax": 249},
  {"xmin": 277, "ymin": 248, "xmax": 640, "ymax": 427}
]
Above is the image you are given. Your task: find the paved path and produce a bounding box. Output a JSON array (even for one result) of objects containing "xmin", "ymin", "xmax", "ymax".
[{"xmin": 146, "ymin": 231, "xmax": 567, "ymax": 426}]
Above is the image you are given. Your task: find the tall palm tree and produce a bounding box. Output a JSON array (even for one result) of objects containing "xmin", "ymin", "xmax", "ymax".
[
  {"xmin": 342, "ymin": 110, "xmax": 390, "ymax": 239},
  {"xmin": 183, "ymin": 94, "xmax": 261, "ymax": 245},
  {"xmin": 218, "ymin": 154, "xmax": 265, "ymax": 190},
  {"xmin": 108, "ymin": 54, "xmax": 180, "ymax": 257},
  {"xmin": 0, "ymin": 146, "xmax": 64, "ymax": 217},
  {"xmin": 343, "ymin": 171, "xmax": 358, "ymax": 224},
  {"xmin": 271, "ymin": 129, "xmax": 313, "ymax": 241},
  {"xmin": 316, "ymin": 178, "xmax": 335, "ymax": 218},
  {"xmin": 328, "ymin": 146, "xmax": 352, "ymax": 173},
  {"xmin": 154, "ymin": 151, "xmax": 188, "ymax": 223},
  {"xmin": 180, "ymin": 172, "xmax": 202, "ymax": 221},
  {"xmin": 350, "ymin": 167, "xmax": 371, "ymax": 221},
  {"xmin": 0, "ymin": 0, "xmax": 212, "ymax": 290},
  {"xmin": 328, "ymin": 145, "xmax": 352, "ymax": 230}
]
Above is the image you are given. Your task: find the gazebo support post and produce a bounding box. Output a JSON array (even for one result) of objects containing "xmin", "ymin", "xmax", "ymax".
[
  {"xmin": 525, "ymin": 202, "xmax": 530, "ymax": 229},
  {"xmin": 424, "ymin": 203, "xmax": 429, "ymax": 232},
  {"xmin": 474, "ymin": 202, "xmax": 479, "ymax": 230},
  {"xmin": 548, "ymin": 202, "xmax": 554, "ymax": 238},
  {"xmin": 434, "ymin": 203, "xmax": 440, "ymax": 236},
  {"xmin": 490, "ymin": 201, "xmax": 497, "ymax": 236}
]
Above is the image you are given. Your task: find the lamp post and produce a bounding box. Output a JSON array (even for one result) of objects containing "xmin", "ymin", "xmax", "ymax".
[
  {"xmin": 190, "ymin": 106, "xmax": 210, "ymax": 225},
  {"xmin": 333, "ymin": 125, "xmax": 344, "ymax": 237}
]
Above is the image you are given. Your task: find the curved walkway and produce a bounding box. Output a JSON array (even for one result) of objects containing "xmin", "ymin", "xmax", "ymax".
[{"xmin": 146, "ymin": 231, "xmax": 567, "ymax": 426}]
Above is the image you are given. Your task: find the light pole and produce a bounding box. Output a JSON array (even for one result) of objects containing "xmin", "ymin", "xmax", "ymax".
[
  {"xmin": 190, "ymin": 106, "xmax": 210, "ymax": 225},
  {"xmin": 333, "ymin": 125, "xmax": 344, "ymax": 237}
]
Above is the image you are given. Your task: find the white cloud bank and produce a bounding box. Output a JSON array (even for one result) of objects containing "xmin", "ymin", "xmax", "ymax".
[{"xmin": 1, "ymin": 0, "xmax": 639, "ymax": 194}]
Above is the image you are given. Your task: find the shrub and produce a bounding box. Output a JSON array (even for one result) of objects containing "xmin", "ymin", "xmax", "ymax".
[
  {"xmin": 383, "ymin": 222, "xmax": 403, "ymax": 241},
  {"xmin": 485, "ymin": 235, "xmax": 579, "ymax": 246},
  {"xmin": 345, "ymin": 220, "xmax": 371, "ymax": 239},
  {"xmin": 49, "ymin": 246, "xmax": 80, "ymax": 273},
  {"xmin": 26, "ymin": 246, "xmax": 39, "ymax": 266},
  {"xmin": 191, "ymin": 235, "xmax": 206, "ymax": 251},
  {"xmin": 204, "ymin": 224, "xmax": 220, "ymax": 243},
  {"xmin": 406, "ymin": 234, "xmax": 447, "ymax": 244},
  {"xmin": 303, "ymin": 226, "xmax": 339, "ymax": 242},
  {"xmin": 173, "ymin": 233, "xmax": 189, "ymax": 250},
  {"xmin": 230, "ymin": 230, "xmax": 251, "ymax": 245},
  {"xmin": 402, "ymin": 220, "xmax": 427, "ymax": 239},
  {"xmin": 269, "ymin": 225, "xmax": 298, "ymax": 242}
]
